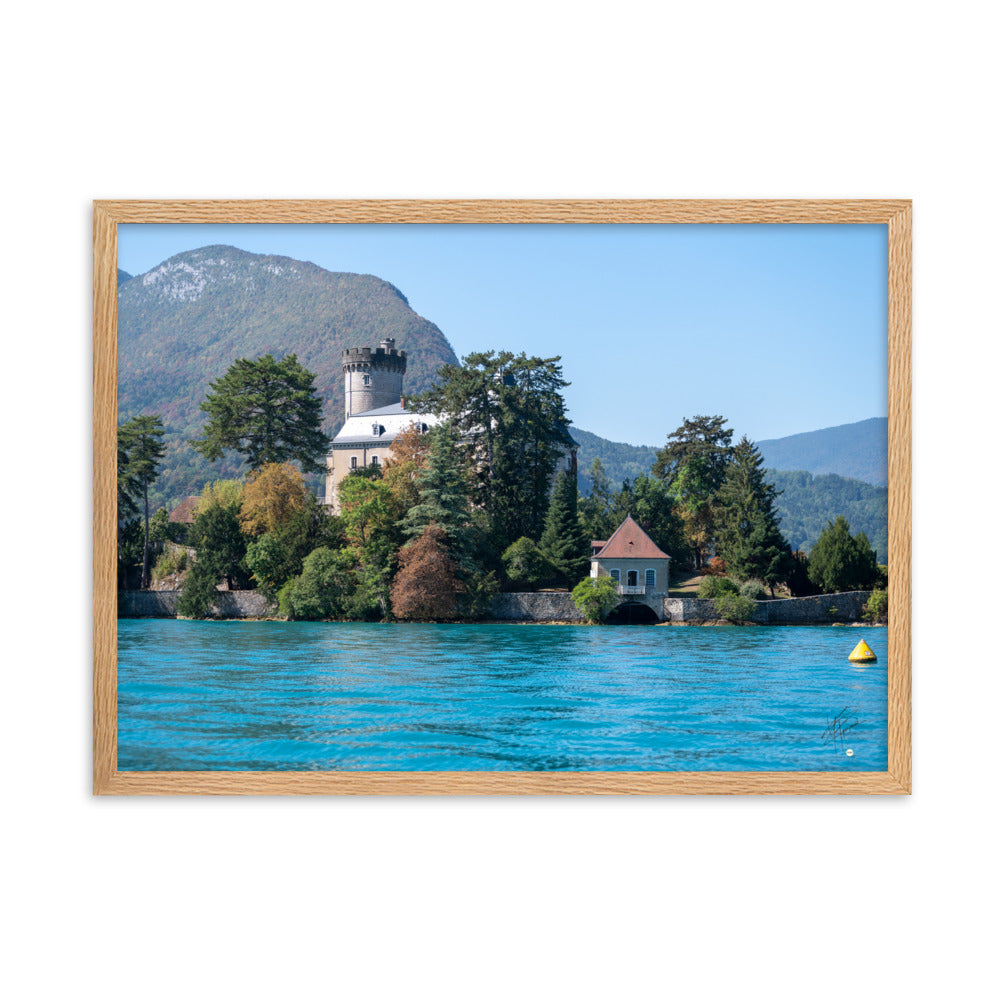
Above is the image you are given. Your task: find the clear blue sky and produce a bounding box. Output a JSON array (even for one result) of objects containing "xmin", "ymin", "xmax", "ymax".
[{"xmin": 118, "ymin": 223, "xmax": 888, "ymax": 447}]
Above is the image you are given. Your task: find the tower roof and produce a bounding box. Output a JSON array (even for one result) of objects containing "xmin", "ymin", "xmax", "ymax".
[{"xmin": 594, "ymin": 516, "xmax": 670, "ymax": 560}]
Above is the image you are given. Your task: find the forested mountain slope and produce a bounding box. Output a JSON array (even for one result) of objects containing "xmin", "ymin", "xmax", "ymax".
[
  {"xmin": 768, "ymin": 469, "xmax": 889, "ymax": 562},
  {"xmin": 117, "ymin": 245, "xmax": 458, "ymax": 504},
  {"xmin": 757, "ymin": 417, "xmax": 888, "ymax": 486}
]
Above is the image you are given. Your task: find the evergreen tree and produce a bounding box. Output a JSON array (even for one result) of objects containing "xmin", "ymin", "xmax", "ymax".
[
  {"xmin": 716, "ymin": 436, "xmax": 794, "ymax": 593},
  {"xmin": 118, "ymin": 414, "xmax": 166, "ymax": 589},
  {"xmin": 652, "ymin": 415, "xmax": 734, "ymax": 569},
  {"xmin": 578, "ymin": 458, "xmax": 618, "ymax": 543},
  {"xmin": 192, "ymin": 354, "xmax": 330, "ymax": 473},
  {"xmin": 807, "ymin": 515, "xmax": 880, "ymax": 593},
  {"xmin": 413, "ymin": 351, "xmax": 574, "ymax": 544},
  {"xmin": 401, "ymin": 425, "xmax": 473, "ymax": 568},
  {"xmin": 539, "ymin": 470, "xmax": 590, "ymax": 586}
]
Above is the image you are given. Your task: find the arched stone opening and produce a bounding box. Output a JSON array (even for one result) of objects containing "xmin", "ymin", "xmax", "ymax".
[{"xmin": 604, "ymin": 602, "xmax": 660, "ymax": 626}]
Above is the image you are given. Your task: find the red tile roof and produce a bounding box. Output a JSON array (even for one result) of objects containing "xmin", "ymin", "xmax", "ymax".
[
  {"xmin": 169, "ymin": 496, "xmax": 200, "ymax": 524},
  {"xmin": 595, "ymin": 516, "xmax": 671, "ymax": 560}
]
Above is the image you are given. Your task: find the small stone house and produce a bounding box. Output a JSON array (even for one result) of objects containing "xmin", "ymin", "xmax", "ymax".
[{"xmin": 590, "ymin": 516, "xmax": 670, "ymax": 597}]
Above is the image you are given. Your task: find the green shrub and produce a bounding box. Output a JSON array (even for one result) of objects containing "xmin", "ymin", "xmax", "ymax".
[
  {"xmin": 281, "ymin": 547, "xmax": 356, "ymax": 620},
  {"xmin": 152, "ymin": 546, "xmax": 188, "ymax": 582},
  {"xmin": 739, "ymin": 580, "xmax": 767, "ymax": 600},
  {"xmin": 697, "ymin": 575, "xmax": 738, "ymax": 599},
  {"xmin": 501, "ymin": 536, "xmax": 556, "ymax": 591},
  {"xmin": 713, "ymin": 592, "xmax": 756, "ymax": 622},
  {"xmin": 571, "ymin": 576, "xmax": 620, "ymax": 623},
  {"xmin": 862, "ymin": 588, "xmax": 888, "ymax": 623}
]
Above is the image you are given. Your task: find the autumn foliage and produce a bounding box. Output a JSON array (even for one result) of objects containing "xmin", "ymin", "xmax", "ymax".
[
  {"xmin": 239, "ymin": 462, "xmax": 308, "ymax": 536},
  {"xmin": 390, "ymin": 523, "xmax": 463, "ymax": 621}
]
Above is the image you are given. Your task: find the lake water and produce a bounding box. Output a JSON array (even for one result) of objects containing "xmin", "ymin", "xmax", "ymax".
[{"xmin": 117, "ymin": 621, "xmax": 888, "ymax": 771}]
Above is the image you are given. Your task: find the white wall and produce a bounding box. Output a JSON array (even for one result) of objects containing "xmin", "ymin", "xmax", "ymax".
[{"xmin": 3, "ymin": 4, "xmax": 995, "ymax": 998}]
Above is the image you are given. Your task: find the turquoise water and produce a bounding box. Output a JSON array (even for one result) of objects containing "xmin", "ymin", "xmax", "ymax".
[{"xmin": 117, "ymin": 621, "xmax": 888, "ymax": 771}]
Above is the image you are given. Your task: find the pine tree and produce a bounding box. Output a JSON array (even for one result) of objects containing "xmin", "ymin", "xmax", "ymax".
[
  {"xmin": 192, "ymin": 354, "xmax": 330, "ymax": 473},
  {"xmin": 413, "ymin": 350, "xmax": 574, "ymax": 544},
  {"xmin": 400, "ymin": 425, "xmax": 473, "ymax": 569},
  {"xmin": 716, "ymin": 436, "xmax": 793, "ymax": 593},
  {"xmin": 539, "ymin": 470, "xmax": 590, "ymax": 587}
]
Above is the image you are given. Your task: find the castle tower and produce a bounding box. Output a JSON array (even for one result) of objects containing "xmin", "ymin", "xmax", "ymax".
[{"xmin": 342, "ymin": 337, "xmax": 407, "ymax": 417}]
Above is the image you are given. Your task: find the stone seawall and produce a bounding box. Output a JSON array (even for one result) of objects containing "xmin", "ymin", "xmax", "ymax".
[
  {"xmin": 490, "ymin": 592, "xmax": 584, "ymax": 622},
  {"xmin": 663, "ymin": 591, "xmax": 873, "ymax": 624},
  {"xmin": 118, "ymin": 590, "xmax": 277, "ymax": 619}
]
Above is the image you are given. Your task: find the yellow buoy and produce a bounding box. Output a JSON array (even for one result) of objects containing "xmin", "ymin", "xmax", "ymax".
[{"xmin": 848, "ymin": 639, "xmax": 877, "ymax": 663}]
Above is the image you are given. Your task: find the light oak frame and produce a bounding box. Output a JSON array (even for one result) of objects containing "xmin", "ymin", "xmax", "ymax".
[{"xmin": 94, "ymin": 199, "xmax": 911, "ymax": 795}]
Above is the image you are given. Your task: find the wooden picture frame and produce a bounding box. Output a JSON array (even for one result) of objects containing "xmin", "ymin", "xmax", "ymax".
[{"xmin": 94, "ymin": 199, "xmax": 911, "ymax": 795}]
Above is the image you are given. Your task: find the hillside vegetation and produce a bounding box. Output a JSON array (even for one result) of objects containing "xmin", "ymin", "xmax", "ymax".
[
  {"xmin": 571, "ymin": 428, "xmax": 660, "ymax": 495},
  {"xmin": 118, "ymin": 245, "xmax": 458, "ymax": 506},
  {"xmin": 768, "ymin": 469, "xmax": 888, "ymax": 561}
]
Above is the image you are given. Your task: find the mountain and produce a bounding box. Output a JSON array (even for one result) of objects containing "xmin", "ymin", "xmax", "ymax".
[
  {"xmin": 767, "ymin": 469, "xmax": 888, "ymax": 562},
  {"xmin": 570, "ymin": 428, "xmax": 660, "ymax": 495},
  {"xmin": 757, "ymin": 417, "xmax": 888, "ymax": 487},
  {"xmin": 117, "ymin": 268, "xmax": 131, "ymax": 286},
  {"xmin": 118, "ymin": 245, "xmax": 458, "ymax": 505}
]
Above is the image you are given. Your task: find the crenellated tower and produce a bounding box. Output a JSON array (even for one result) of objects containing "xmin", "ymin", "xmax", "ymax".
[{"xmin": 342, "ymin": 337, "xmax": 407, "ymax": 417}]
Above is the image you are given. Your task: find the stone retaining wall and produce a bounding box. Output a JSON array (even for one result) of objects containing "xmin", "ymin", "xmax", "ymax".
[
  {"xmin": 663, "ymin": 591, "xmax": 873, "ymax": 624},
  {"xmin": 118, "ymin": 590, "xmax": 277, "ymax": 619},
  {"xmin": 490, "ymin": 592, "xmax": 584, "ymax": 622}
]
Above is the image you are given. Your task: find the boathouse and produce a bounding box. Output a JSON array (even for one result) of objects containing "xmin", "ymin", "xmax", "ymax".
[{"xmin": 591, "ymin": 516, "xmax": 671, "ymax": 623}]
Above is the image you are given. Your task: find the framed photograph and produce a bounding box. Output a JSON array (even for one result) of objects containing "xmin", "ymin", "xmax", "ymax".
[{"xmin": 94, "ymin": 199, "xmax": 911, "ymax": 794}]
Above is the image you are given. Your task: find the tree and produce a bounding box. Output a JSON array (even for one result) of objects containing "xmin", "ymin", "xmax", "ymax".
[
  {"xmin": 578, "ymin": 458, "xmax": 618, "ymax": 543},
  {"xmin": 382, "ymin": 422, "xmax": 433, "ymax": 512},
  {"xmin": 571, "ymin": 576, "xmax": 619, "ymax": 623},
  {"xmin": 715, "ymin": 436, "xmax": 794, "ymax": 593},
  {"xmin": 279, "ymin": 547, "xmax": 356, "ymax": 620},
  {"xmin": 118, "ymin": 414, "xmax": 166, "ymax": 589},
  {"xmin": 502, "ymin": 536, "xmax": 556, "ymax": 591},
  {"xmin": 337, "ymin": 472, "xmax": 400, "ymax": 618},
  {"xmin": 245, "ymin": 495, "xmax": 344, "ymax": 598},
  {"xmin": 652, "ymin": 415, "xmax": 734, "ymax": 569},
  {"xmin": 413, "ymin": 351, "xmax": 574, "ymax": 544},
  {"xmin": 192, "ymin": 354, "xmax": 330, "ymax": 472},
  {"xmin": 807, "ymin": 515, "xmax": 880, "ymax": 593},
  {"xmin": 400, "ymin": 425, "xmax": 474, "ymax": 568},
  {"xmin": 652, "ymin": 414, "xmax": 734, "ymax": 486},
  {"xmin": 177, "ymin": 480, "xmax": 248, "ymax": 617},
  {"xmin": 391, "ymin": 523, "xmax": 464, "ymax": 621},
  {"xmin": 239, "ymin": 462, "xmax": 309, "ymax": 536},
  {"xmin": 539, "ymin": 469, "xmax": 590, "ymax": 586}
]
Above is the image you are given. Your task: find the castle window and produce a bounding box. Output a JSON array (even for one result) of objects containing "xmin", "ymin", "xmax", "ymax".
[
  {"xmin": 645, "ymin": 569, "xmax": 656, "ymax": 590},
  {"xmin": 627, "ymin": 570, "xmax": 638, "ymax": 587},
  {"xmin": 350, "ymin": 456, "xmax": 357, "ymax": 469},
  {"xmin": 371, "ymin": 455, "xmax": 379, "ymax": 467},
  {"xmin": 362, "ymin": 374, "xmax": 371, "ymax": 386},
  {"xmin": 609, "ymin": 569, "xmax": 620, "ymax": 584}
]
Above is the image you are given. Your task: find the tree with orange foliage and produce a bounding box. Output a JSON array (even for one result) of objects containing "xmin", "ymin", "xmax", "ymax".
[
  {"xmin": 382, "ymin": 422, "xmax": 433, "ymax": 512},
  {"xmin": 238, "ymin": 462, "xmax": 309, "ymax": 536},
  {"xmin": 390, "ymin": 523, "xmax": 463, "ymax": 621}
]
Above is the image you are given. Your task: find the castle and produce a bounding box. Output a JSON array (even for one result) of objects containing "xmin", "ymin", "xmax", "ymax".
[
  {"xmin": 324, "ymin": 337, "xmax": 577, "ymax": 511},
  {"xmin": 323, "ymin": 338, "xmax": 439, "ymax": 510}
]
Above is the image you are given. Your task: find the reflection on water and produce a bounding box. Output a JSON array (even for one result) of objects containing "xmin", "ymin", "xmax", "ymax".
[{"xmin": 118, "ymin": 621, "xmax": 889, "ymax": 772}]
